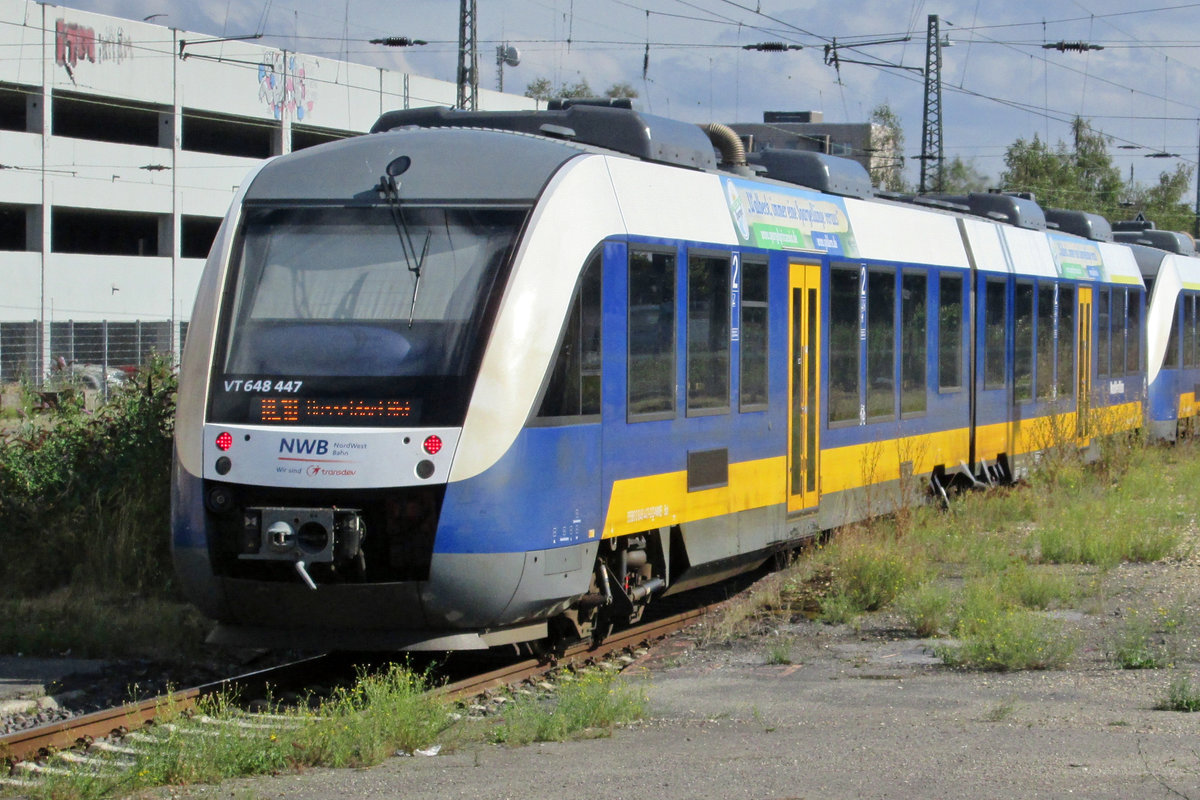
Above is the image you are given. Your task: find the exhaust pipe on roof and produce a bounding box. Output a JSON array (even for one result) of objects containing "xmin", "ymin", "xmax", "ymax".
[{"xmin": 701, "ymin": 122, "xmax": 747, "ymax": 168}]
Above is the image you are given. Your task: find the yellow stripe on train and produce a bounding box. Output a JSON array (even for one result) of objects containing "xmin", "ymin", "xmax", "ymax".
[
  {"xmin": 602, "ymin": 401, "xmax": 1142, "ymax": 538},
  {"xmin": 603, "ymin": 456, "xmax": 785, "ymax": 538}
]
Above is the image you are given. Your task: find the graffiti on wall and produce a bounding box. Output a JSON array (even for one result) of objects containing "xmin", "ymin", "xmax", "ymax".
[
  {"xmin": 55, "ymin": 19, "xmax": 134, "ymax": 80},
  {"xmin": 258, "ymin": 52, "xmax": 317, "ymax": 121}
]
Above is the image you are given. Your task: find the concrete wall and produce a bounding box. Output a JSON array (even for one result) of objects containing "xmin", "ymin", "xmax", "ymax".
[{"xmin": 0, "ymin": 0, "xmax": 537, "ymax": 379}]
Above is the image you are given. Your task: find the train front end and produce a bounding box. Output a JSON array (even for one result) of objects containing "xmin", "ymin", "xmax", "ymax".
[{"xmin": 172, "ymin": 126, "xmax": 589, "ymax": 650}]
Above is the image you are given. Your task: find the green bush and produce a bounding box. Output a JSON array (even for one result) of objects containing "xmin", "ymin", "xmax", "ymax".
[{"xmin": 0, "ymin": 357, "xmax": 176, "ymax": 597}]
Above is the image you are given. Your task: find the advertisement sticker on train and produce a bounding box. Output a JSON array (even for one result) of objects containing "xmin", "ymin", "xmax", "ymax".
[
  {"xmin": 722, "ymin": 177, "xmax": 859, "ymax": 257},
  {"xmin": 1048, "ymin": 233, "xmax": 1105, "ymax": 281}
]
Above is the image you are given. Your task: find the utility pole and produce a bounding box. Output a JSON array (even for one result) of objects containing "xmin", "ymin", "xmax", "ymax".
[
  {"xmin": 919, "ymin": 14, "xmax": 944, "ymax": 194},
  {"xmin": 457, "ymin": 0, "xmax": 478, "ymax": 110},
  {"xmin": 1194, "ymin": 121, "xmax": 1199, "ymax": 239}
]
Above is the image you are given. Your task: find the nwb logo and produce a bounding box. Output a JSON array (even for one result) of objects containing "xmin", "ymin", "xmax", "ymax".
[{"xmin": 280, "ymin": 438, "xmax": 328, "ymax": 455}]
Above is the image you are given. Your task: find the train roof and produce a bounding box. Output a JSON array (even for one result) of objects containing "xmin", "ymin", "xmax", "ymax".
[
  {"xmin": 370, "ymin": 104, "xmax": 718, "ymax": 171},
  {"xmin": 745, "ymin": 149, "xmax": 874, "ymax": 199},
  {"xmin": 244, "ymin": 126, "xmax": 590, "ymax": 204},
  {"xmin": 1044, "ymin": 208, "xmax": 1113, "ymax": 242},
  {"xmin": 1113, "ymin": 228, "xmax": 1196, "ymax": 255}
]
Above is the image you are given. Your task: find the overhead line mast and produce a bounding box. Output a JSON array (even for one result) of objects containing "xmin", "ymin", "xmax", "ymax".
[
  {"xmin": 919, "ymin": 14, "xmax": 944, "ymax": 195},
  {"xmin": 457, "ymin": 0, "xmax": 478, "ymax": 111}
]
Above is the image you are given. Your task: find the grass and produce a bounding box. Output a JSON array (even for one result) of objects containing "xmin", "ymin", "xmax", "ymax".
[
  {"xmin": 935, "ymin": 582, "xmax": 1079, "ymax": 670},
  {"xmin": 488, "ymin": 668, "xmax": 647, "ymax": 745},
  {"xmin": 814, "ymin": 526, "xmax": 931, "ymax": 623},
  {"xmin": 897, "ymin": 582, "xmax": 954, "ymax": 637},
  {"xmin": 698, "ymin": 437, "xmax": 1197, "ymax": 676},
  {"xmin": 764, "ymin": 635, "xmax": 795, "ymax": 665},
  {"xmin": 1156, "ymin": 674, "xmax": 1200, "ymax": 712},
  {"xmin": 20, "ymin": 662, "xmax": 648, "ymax": 800},
  {"xmin": 1109, "ymin": 606, "xmax": 1185, "ymax": 670}
]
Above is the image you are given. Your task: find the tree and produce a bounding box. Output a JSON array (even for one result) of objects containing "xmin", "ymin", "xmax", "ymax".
[
  {"xmin": 868, "ymin": 104, "xmax": 906, "ymax": 192},
  {"xmin": 1124, "ymin": 163, "xmax": 1194, "ymax": 233},
  {"xmin": 524, "ymin": 77, "xmax": 638, "ymax": 103},
  {"xmin": 1000, "ymin": 117, "xmax": 1123, "ymax": 218},
  {"xmin": 605, "ymin": 82, "xmax": 638, "ymax": 100},
  {"xmin": 1001, "ymin": 116, "xmax": 1195, "ymax": 232},
  {"xmin": 941, "ymin": 155, "xmax": 990, "ymax": 194},
  {"xmin": 524, "ymin": 77, "xmax": 592, "ymax": 102}
]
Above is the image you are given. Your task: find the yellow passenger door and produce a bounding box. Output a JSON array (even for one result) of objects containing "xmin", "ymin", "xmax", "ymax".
[
  {"xmin": 1077, "ymin": 286, "xmax": 1093, "ymax": 440},
  {"xmin": 788, "ymin": 262, "xmax": 821, "ymax": 514}
]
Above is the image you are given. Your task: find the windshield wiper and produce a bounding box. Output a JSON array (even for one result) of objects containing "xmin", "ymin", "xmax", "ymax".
[{"xmin": 378, "ymin": 158, "xmax": 431, "ymax": 328}]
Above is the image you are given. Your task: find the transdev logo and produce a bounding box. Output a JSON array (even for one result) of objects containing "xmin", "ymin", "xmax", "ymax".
[
  {"xmin": 726, "ymin": 181, "xmax": 751, "ymax": 241},
  {"xmin": 307, "ymin": 464, "xmax": 357, "ymax": 477}
]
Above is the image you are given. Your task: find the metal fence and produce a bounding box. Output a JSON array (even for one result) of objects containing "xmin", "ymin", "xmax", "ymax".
[{"xmin": 0, "ymin": 320, "xmax": 188, "ymax": 385}]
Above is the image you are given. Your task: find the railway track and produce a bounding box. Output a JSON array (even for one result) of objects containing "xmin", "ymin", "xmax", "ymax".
[
  {"xmin": 0, "ymin": 601, "xmax": 714, "ymax": 783},
  {"xmin": 0, "ymin": 653, "xmax": 339, "ymax": 768}
]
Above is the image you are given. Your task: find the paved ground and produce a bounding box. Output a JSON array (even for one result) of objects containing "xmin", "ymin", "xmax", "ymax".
[
  {"xmin": 5, "ymin": 553, "xmax": 1199, "ymax": 799},
  {"xmin": 150, "ymin": 612, "xmax": 1200, "ymax": 800}
]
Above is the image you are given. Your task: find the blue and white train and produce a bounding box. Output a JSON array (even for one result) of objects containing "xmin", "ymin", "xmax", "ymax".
[{"xmin": 171, "ymin": 102, "xmax": 1186, "ymax": 651}]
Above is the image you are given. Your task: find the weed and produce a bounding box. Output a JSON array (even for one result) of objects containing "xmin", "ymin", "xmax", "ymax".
[
  {"xmin": 1024, "ymin": 402, "xmax": 1084, "ymax": 489},
  {"xmin": 818, "ymin": 528, "xmax": 929, "ymax": 617},
  {"xmin": 937, "ymin": 584, "xmax": 1077, "ymax": 671},
  {"xmin": 489, "ymin": 668, "xmax": 646, "ymax": 745},
  {"xmin": 897, "ymin": 582, "xmax": 953, "ymax": 637},
  {"xmin": 996, "ymin": 563, "xmax": 1076, "ymax": 610},
  {"xmin": 817, "ymin": 591, "xmax": 859, "ymax": 625},
  {"xmin": 764, "ymin": 635, "xmax": 795, "ymax": 665},
  {"xmin": 981, "ymin": 697, "xmax": 1019, "ymax": 722},
  {"xmin": 1109, "ymin": 607, "xmax": 1183, "ymax": 670},
  {"xmin": 1155, "ymin": 674, "xmax": 1200, "ymax": 712},
  {"xmin": 1032, "ymin": 504, "xmax": 1181, "ymax": 568},
  {"xmin": 27, "ymin": 664, "xmax": 454, "ymax": 799},
  {"xmin": 1111, "ymin": 620, "xmax": 1165, "ymax": 670}
]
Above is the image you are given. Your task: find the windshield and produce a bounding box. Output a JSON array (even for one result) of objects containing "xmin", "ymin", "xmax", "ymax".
[{"xmin": 209, "ymin": 205, "xmax": 525, "ymax": 426}]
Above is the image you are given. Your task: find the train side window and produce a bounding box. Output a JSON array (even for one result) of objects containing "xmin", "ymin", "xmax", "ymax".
[
  {"xmin": 537, "ymin": 252, "xmax": 601, "ymax": 420},
  {"xmin": 984, "ymin": 278, "xmax": 1006, "ymax": 390},
  {"xmin": 938, "ymin": 273, "xmax": 963, "ymax": 392},
  {"xmin": 628, "ymin": 249, "xmax": 676, "ymax": 421},
  {"xmin": 1036, "ymin": 283, "xmax": 1056, "ymax": 400},
  {"xmin": 1114, "ymin": 289, "xmax": 1128, "ymax": 377},
  {"xmin": 1167, "ymin": 296, "xmax": 1181, "ymax": 369},
  {"xmin": 1096, "ymin": 288, "xmax": 1111, "ymax": 379},
  {"xmin": 866, "ymin": 268, "xmax": 896, "ymax": 420},
  {"xmin": 739, "ymin": 259, "xmax": 768, "ymax": 410},
  {"xmin": 1126, "ymin": 290, "xmax": 1141, "ymax": 375},
  {"xmin": 1185, "ymin": 294, "xmax": 1197, "ymax": 370},
  {"xmin": 900, "ymin": 269, "xmax": 926, "ymax": 415},
  {"xmin": 828, "ymin": 266, "xmax": 860, "ymax": 423},
  {"xmin": 1014, "ymin": 281, "xmax": 1034, "ymax": 402},
  {"xmin": 1056, "ymin": 285, "xmax": 1075, "ymax": 400},
  {"xmin": 686, "ymin": 251, "xmax": 731, "ymax": 415}
]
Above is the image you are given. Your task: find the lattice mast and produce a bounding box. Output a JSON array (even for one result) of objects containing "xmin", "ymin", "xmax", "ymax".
[
  {"xmin": 457, "ymin": 0, "xmax": 478, "ymax": 110},
  {"xmin": 919, "ymin": 14, "xmax": 944, "ymax": 194}
]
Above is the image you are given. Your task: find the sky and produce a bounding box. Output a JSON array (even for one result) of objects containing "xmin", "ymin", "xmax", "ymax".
[{"xmin": 44, "ymin": 0, "xmax": 1200, "ymax": 198}]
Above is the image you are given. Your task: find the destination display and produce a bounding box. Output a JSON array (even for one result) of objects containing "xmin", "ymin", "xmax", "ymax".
[{"xmin": 249, "ymin": 397, "xmax": 419, "ymax": 425}]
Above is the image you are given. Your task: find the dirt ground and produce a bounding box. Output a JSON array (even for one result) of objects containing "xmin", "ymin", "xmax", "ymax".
[{"xmin": 161, "ymin": 550, "xmax": 1200, "ymax": 800}]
